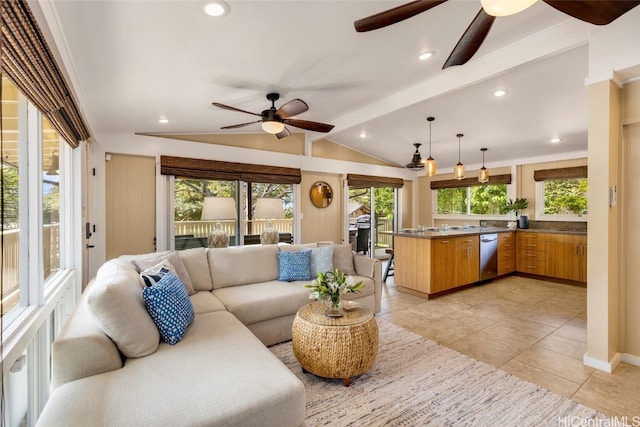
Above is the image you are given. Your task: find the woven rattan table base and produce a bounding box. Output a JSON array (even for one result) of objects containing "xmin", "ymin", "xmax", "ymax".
[{"xmin": 292, "ymin": 302, "xmax": 379, "ymax": 386}]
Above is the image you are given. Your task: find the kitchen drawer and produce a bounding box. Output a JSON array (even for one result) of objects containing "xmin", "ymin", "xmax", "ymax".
[
  {"xmin": 517, "ymin": 258, "xmax": 546, "ymax": 275},
  {"xmin": 498, "ymin": 258, "xmax": 515, "ymax": 275},
  {"xmin": 516, "ymin": 232, "xmax": 547, "ymax": 251}
]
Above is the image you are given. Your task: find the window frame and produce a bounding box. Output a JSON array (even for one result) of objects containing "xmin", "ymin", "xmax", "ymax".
[
  {"xmin": 433, "ymin": 183, "xmax": 513, "ymax": 221},
  {"xmin": 535, "ymin": 179, "xmax": 588, "ymax": 222}
]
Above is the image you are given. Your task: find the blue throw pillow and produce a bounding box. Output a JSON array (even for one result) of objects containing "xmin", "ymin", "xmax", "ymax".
[
  {"xmin": 142, "ymin": 272, "xmax": 195, "ymax": 345},
  {"xmin": 278, "ymin": 249, "xmax": 312, "ymax": 281},
  {"xmin": 310, "ymin": 245, "xmax": 334, "ymax": 276}
]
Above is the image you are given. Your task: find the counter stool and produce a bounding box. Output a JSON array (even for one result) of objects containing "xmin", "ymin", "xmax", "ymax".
[{"xmin": 383, "ymin": 249, "xmax": 394, "ymax": 283}]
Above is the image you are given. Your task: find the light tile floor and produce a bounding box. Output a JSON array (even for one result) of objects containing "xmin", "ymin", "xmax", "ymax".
[{"xmin": 378, "ymin": 269, "xmax": 640, "ymax": 420}]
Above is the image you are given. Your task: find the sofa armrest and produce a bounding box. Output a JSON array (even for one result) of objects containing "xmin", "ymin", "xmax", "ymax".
[
  {"xmin": 353, "ymin": 255, "xmax": 382, "ymax": 313},
  {"xmin": 51, "ymin": 284, "xmax": 123, "ymax": 391}
]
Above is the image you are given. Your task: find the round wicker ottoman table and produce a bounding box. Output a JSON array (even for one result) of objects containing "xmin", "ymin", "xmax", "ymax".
[{"xmin": 292, "ymin": 301, "xmax": 379, "ymax": 387}]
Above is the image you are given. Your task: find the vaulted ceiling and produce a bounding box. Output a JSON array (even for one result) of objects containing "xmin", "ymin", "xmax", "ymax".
[{"xmin": 37, "ymin": 1, "xmax": 639, "ymax": 171}]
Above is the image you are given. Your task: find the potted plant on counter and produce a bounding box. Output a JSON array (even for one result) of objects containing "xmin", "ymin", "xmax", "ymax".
[{"xmin": 503, "ymin": 198, "xmax": 529, "ymax": 228}]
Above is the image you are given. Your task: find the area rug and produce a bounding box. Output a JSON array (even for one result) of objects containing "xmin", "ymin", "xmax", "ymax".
[{"xmin": 270, "ymin": 318, "xmax": 608, "ymax": 426}]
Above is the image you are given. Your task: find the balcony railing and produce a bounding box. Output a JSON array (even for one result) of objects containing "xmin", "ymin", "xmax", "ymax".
[
  {"xmin": 175, "ymin": 219, "xmax": 294, "ymax": 239},
  {"xmin": 1, "ymin": 224, "xmax": 60, "ymax": 316}
]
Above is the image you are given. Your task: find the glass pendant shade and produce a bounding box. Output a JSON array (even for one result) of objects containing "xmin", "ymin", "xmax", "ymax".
[
  {"xmin": 478, "ymin": 147, "xmax": 489, "ymax": 183},
  {"xmin": 425, "ymin": 116, "xmax": 436, "ymax": 176},
  {"xmin": 454, "ymin": 133, "xmax": 464, "ymax": 180},
  {"xmin": 426, "ymin": 157, "xmax": 437, "ymax": 177},
  {"xmin": 454, "ymin": 163, "xmax": 465, "ymax": 180},
  {"xmin": 479, "ymin": 167, "xmax": 489, "ymax": 183}
]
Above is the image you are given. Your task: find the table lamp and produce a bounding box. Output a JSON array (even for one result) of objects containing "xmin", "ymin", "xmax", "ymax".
[
  {"xmin": 254, "ymin": 198, "xmax": 284, "ymax": 245},
  {"xmin": 201, "ymin": 197, "xmax": 237, "ymax": 248}
]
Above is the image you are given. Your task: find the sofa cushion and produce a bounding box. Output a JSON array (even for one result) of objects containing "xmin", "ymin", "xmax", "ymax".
[
  {"xmin": 189, "ymin": 291, "xmax": 227, "ymax": 315},
  {"xmin": 213, "ymin": 281, "xmax": 310, "ymax": 325},
  {"xmin": 38, "ymin": 311, "xmax": 306, "ymax": 427},
  {"xmin": 178, "ymin": 247, "xmax": 213, "ymax": 291},
  {"xmin": 133, "ymin": 251, "xmax": 195, "ymax": 295},
  {"xmin": 310, "ymin": 245, "xmax": 334, "ymax": 276},
  {"xmin": 278, "ymin": 249, "xmax": 312, "ymax": 281},
  {"xmin": 333, "ymin": 244, "xmax": 356, "ymax": 274},
  {"xmin": 143, "ymin": 272, "xmax": 195, "ymax": 345},
  {"xmin": 208, "ymin": 245, "xmax": 279, "ymax": 289},
  {"xmin": 86, "ymin": 259, "xmax": 159, "ymax": 358}
]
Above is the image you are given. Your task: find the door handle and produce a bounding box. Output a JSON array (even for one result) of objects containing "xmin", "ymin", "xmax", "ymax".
[{"xmin": 86, "ymin": 244, "xmax": 95, "ymax": 249}]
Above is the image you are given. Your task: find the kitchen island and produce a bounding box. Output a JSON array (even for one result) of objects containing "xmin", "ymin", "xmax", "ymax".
[{"xmin": 393, "ymin": 227, "xmax": 513, "ymax": 298}]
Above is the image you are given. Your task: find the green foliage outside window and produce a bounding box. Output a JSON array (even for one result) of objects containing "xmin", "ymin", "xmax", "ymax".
[
  {"xmin": 1, "ymin": 165, "xmax": 19, "ymax": 228},
  {"xmin": 174, "ymin": 178, "xmax": 293, "ymax": 221},
  {"xmin": 436, "ymin": 184, "xmax": 507, "ymax": 215},
  {"xmin": 543, "ymin": 178, "xmax": 588, "ymax": 215}
]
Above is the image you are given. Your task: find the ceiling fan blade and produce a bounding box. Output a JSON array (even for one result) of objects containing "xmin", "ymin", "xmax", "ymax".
[
  {"xmin": 276, "ymin": 127, "xmax": 291, "ymax": 139},
  {"xmin": 354, "ymin": 0, "xmax": 448, "ymax": 32},
  {"xmin": 283, "ymin": 118, "xmax": 335, "ymax": 133},
  {"xmin": 543, "ymin": 0, "xmax": 640, "ymax": 25},
  {"xmin": 276, "ymin": 99, "xmax": 309, "ymax": 118},
  {"xmin": 220, "ymin": 120, "xmax": 261, "ymax": 130},
  {"xmin": 442, "ymin": 8, "xmax": 496, "ymax": 69},
  {"xmin": 212, "ymin": 102, "xmax": 262, "ymax": 117}
]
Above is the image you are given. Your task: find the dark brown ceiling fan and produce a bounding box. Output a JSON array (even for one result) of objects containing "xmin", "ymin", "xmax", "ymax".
[
  {"xmin": 354, "ymin": 0, "xmax": 640, "ymax": 69},
  {"xmin": 212, "ymin": 93, "xmax": 334, "ymax": 139}
]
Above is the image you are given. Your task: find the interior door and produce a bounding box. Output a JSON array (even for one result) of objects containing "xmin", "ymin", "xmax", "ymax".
[{"xmin": 105, "ymin": 153, "xmax": 156, "ymax": 259}]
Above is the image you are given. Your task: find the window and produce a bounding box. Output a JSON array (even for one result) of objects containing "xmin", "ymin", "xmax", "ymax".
[
  {"xmin": 1, "ymin": 76, "xmax": 21, "ymax": 316},
  {"xmin": 539, "ymin": 178, "xmax": 588, "ymax": 217},
  {"xmin": 1, "ymin": 77, "xmax": 69, "ymax": 324},
  {"xmin": 534, "ymin": 166, "xmax": 588, "ymax": 219},
  {"xmin": 436, "ymin": 184, "xmax": 508, "ymax": 216},
  {"xmin": 172, "ymin": 178, "xmax": 294, "ymax": 247}
]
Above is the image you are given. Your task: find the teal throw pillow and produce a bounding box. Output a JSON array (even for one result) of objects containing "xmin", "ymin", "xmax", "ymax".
[
  {"xmin": 142, "ymin": 272, "xmax": 195, "ymax": 345},
  {"xmin": 310, "ymin": 245, "xmax": 334, "ymax": 276},
  {"xmin": 278, "ymin": 249, "xmax": 312, "ymax": 281}
]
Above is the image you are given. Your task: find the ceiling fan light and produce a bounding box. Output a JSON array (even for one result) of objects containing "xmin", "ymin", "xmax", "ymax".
[
  {"xmin": 261, "ymin": 120, "xmax": 285, "ymax": 134},
  {"xmin": 454, "ymin": 163, "xmax": 465, "ymax": 180},
  {"xmin": 481, "ymin": 0, "xmax": 536, "ymax": 16},
  {"xmin": 426, "ymin": 157, "xmax": 437, "ymax": 177}
]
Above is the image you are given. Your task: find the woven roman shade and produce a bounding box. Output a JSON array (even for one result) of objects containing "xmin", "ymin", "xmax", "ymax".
[
  {"xmin": 1, "ymin": 0, "xmax": 90, "ymax": 147},
  {"xmin": 534, "ymin": 166, "xmax": 587, "ymax": 181},
  {"xmin": 346, "ymin": 174, "xmax": 404, "ymax": 189},
  {"xmin": 160, "ymin": 155, "xmax": 302, "ymax": 184},
  {"xmin": 430, "ymin": 174, "xmax": 512, "ymax": 190}
]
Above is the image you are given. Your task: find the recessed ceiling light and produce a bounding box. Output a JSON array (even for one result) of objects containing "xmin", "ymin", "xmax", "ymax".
[
  {"xmin": 158, "ymin": 118, "xmax": 169, "ymax": 124},
  {"xmin": 493, "ymin": 89, "xmax": 507, "ymax": 97},
  {"xmin": 204, "ymin": 1, "xmax": 229, "ymax": 17},
  {"xmin": 549, "ymin": 137, "xmax": 562, "ymax": 144},
  {"xmin": 359, "ymin": 131, "xmax": 367, "ymax": 138},
  {"xmin": 418, "ymin": 51, "xmax": 434, "ymax": 61}
]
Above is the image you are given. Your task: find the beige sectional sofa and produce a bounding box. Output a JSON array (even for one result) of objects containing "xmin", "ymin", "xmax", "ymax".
[{"xmin": 38, "ymin": 243, "xmax": 381, "ymax": 426}]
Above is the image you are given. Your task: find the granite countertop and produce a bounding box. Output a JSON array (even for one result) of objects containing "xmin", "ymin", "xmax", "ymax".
[
  {"xmin": 395, "ymin": 227, "xmax": 587, "ymax": 240},
  {"xmin": 395, "ymin": 226, "xmax": 511, "ymax": 240}
]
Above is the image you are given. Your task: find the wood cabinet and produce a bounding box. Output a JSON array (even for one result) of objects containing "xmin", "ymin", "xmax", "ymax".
[
  {"xmin": 430, "ymin": 238, "xmax": 455, "ymax": 293},
  {"xmin": 393, "ymin": 235, "xmax": 431, "ymax": 294},
  {"xmin": 394, "ymin": 234, "xmax": 479, "ymax": 297},
  {"xmin": 454, "ymin": 236, "xmax": 479, "ymax": 287},
  {"xmin": 497, "ymin": 232, "xmax": 515, "ymax": 275},
  {"xmin": 516, "ymin": 232, "xmax": 547, "ymax": 275},
  {"xmin": 545, "ymin": 233, "xmax": 587, "ymax": 282}
]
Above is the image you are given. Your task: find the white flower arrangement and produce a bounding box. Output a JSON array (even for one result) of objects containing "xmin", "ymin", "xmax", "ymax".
[{"xmin": 306, "ymin": 269, "xmax": 364, "ymax": 311}]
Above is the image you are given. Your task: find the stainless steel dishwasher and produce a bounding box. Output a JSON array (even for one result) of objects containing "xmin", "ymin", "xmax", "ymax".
[{"xmin": 479, "ymin": 233, "xmax": 498, "ymax": 280}]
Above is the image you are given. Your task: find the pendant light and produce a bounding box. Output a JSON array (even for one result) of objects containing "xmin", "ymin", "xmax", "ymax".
[
  {"xmin": 425, "ymin": 116, "xmax": 437, "ymax": 177},
  {"xmin": 479, "ymin": 147, "xmax": 489, "ymax": 183},
  {"xmin": 454, "ymin": 133, "xmax": 465, "ymax": 180},
  {"xmin": 405, "ymin": 143, "xmax": 425, "ymax": 171}
]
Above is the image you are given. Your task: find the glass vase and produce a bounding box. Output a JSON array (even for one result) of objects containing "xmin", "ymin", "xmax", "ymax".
[{"xmin": 324, "ymin": 296, "xmax": 343, "ymax": 318}]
